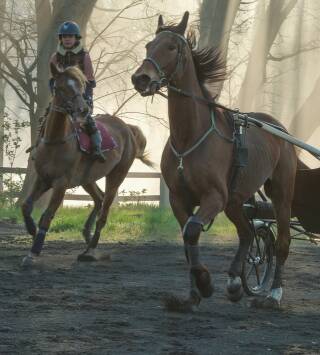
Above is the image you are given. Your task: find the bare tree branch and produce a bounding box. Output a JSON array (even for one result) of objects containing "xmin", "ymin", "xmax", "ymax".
[{"xmin": 88, "ymin": 0, "xmax": 142, "ymax": 52}]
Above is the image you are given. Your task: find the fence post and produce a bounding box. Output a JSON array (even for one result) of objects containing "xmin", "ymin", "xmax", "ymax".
[{"xmin": 160, "ymin": 175, "xmax": 170, "ymax": 208}]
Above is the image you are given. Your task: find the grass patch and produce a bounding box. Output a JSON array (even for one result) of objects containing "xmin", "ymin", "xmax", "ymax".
[{"xmin": 0, "ymin": 204, "xmax": 235, "ymax": 244}]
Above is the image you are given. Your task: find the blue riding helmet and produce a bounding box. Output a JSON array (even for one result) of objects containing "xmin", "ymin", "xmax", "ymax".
[{"xmin": 58, "ymin": 21, "xmax": 81, "ymax": 38}]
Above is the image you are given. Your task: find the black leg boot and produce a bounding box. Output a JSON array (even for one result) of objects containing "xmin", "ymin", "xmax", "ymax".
[
  {"xmin": 85, "ymin": 115, "xmax": 106, "ymax": 163},
  {"xmin": 90, "ymin": 129, "xmax": 106, "ymax": 162}
]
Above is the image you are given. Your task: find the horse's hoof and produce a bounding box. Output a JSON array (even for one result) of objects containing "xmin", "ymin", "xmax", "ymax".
[
  {"xmin": 199, "ymin": 282, "xmax": 214, "ymax": 298},
  {"xmin": 162, "ymin": 294, "xmax": 200, "ymax": 313},
  {"xmin": 227, "ymin": 286, "xmax": 244, "ymax": 302},
  {"xmin": 21, "ymin": 254, "xmax": 34, "ymax": 267},
  {"xmin": 191, "ymin": 266, "xmax": 214, "ymax": 298},
  {"xmin": 77, "ymin": 253, "xmax": 98, "ymax": 262},
  {"xmin": 250, "ymin": 296, "xmax": 280, "ymax": 310},
  {"xmin": 226, "ymin": 276, "xmax": 244, "ymax": 302}
]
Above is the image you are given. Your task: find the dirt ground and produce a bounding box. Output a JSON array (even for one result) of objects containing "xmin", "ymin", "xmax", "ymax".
[{"xmin": 0, "ymin": 222, "xmax": 320, "ymax": 355}]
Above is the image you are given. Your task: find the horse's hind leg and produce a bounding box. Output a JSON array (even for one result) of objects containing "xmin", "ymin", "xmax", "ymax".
[
  {"xmin": 78, "ymin": 168, "xmax": 127, "ymax": 262},
  {"xmin": 82, "ymin": 182, "xmax": 103, "ymax": 245},
  {"xmin": 256, "ymin": 156, "xmax": 296, "ymax": 308},
  {"xmin": 22, "ymin": 181, "xmax": 66, "ymax": 266},
  {"xmin": 225, "ymin": 201, "xmax": 253, "ymax": 302},
  {"xmin": 260, "ymin": 185, "xmax": 292, "ymax": 308},
  {"xmin": 21, "ymin": 176, "xmax": 50, "ymax": 239}
]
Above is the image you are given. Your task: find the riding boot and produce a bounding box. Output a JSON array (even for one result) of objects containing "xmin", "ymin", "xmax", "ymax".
[
  {"xmin": 90, "ymin": 129, "xmax": 106, "ymax": 162},
  {"xmin": 85, "ymin": 114, "xmax": 106, "ymax": 162}
]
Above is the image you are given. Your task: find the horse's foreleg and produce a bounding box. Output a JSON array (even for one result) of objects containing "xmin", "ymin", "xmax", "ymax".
[
  {"xmin": 225, "ymin": 201, "xmax": 253, "ymax": 302},
  {"xmin": 21, "ymin": 177, "xmax": 50, "ymax": 239},
  {"xmin": 169, "ymin": 191, "xmax": 192, "ymax": 259},
  {"xmin": 81, "ymin": 182, "xmax": 103, "ymax": 244},
  {"xmin": 166, "ymin": 190, "xmax": 223, "ymax": 311},
  {"xmin": 163, "ymin": 192, "xmax": 200, "ymax": 311},
  {"xmin": 184, "ymin": 191, "xmax": 224, "ymax": 301},
  {"xmin": 22, "ymin": 183, "xmax": 66, "ymax": 266},
  {"xmin": 78, "ymin": 169, "xmax": 126, "ymax": 262}
]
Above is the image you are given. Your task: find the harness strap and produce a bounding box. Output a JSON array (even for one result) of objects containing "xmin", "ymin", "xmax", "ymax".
[
  {"xmin": 169, "ymin": 109, "xmax": 234, "ymax": 171},
  {"xmin": 144, "ymin": 57, "xmax": 166, "ymax": 79}
]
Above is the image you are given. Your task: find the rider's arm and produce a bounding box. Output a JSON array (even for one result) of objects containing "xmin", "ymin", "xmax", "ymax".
[
  {"xmin": 49, "ymin": 53, "xmax": 58, "ymax": 94},
  {"xmin": 83, "ymin": 53, "xmax": 96, "ymax": 90},
  {"xmin": 83, "ymin": 53, "xmax": 96, "ymax": 108}
]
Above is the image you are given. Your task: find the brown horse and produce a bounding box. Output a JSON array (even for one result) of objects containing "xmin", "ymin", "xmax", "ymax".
[
  {"xmin": 132, "ymin": 12, "xmax": 297, "ymax": 310},
  {"xmin": 21, "ymin": 64, "xmax": 153, "ymax": 266}
]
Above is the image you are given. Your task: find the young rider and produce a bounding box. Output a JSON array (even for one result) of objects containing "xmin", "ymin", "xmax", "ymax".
[{"xmin": 49, "ymin": 21, "xmax": 105, "ymax": 162}]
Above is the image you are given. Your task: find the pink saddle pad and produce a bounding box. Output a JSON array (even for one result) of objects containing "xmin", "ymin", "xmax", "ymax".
[{"xmin": 76, "ymin": 121, "xmax": 117, "ymax": 153}]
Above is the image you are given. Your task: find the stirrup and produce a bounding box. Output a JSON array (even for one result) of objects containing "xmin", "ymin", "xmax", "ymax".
[{"xmin": 92, "ymin": 150, "xmax": 106, "ymax": 163}]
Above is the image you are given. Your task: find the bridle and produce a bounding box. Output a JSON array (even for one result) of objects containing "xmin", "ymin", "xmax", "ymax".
[
  {"xmin": 143, "ymin": 30, "xmax": 188, "ymax": 90},
  {"xmin": 51, "ymin": 84, "xmax": 88, "ymax": 117},
  {"xmin": 41, "ymin": 82, "xmax": 88, "ymax": 146},
  {"xmin": 142, "ymin": 30, "xmax": 235, "ymax": 171}
]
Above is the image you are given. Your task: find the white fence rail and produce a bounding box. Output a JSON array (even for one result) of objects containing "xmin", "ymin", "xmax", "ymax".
[{"xmin": 0, "ymin": 167, "xmax": 170, "ymax": 207}]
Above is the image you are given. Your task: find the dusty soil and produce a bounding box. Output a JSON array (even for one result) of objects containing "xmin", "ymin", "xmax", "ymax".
[{"xmin": 0, "ymin": 225, "xmax": 320, "ymax": 355}]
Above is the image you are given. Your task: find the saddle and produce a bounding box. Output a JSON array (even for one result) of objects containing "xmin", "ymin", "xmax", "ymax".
[
  {"xmin": 27, "ymin": 116, "xmax": 117, "ymax": 155},
  {"xmin": 74, "ymin": 120, "xmax": 117, "ymax": 154}
]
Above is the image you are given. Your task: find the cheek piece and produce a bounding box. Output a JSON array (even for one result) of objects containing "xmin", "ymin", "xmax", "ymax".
[{"xmin": 143, "ymin": 31, "xmax": 188, "ymax": 90}]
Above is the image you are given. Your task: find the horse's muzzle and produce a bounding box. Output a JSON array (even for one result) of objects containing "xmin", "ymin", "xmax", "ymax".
[{"xmin": 131, "ymin": 73, "xmax": 159, "ymax": 96}]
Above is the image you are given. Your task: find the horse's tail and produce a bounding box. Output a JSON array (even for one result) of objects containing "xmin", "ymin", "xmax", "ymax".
[{"xmin": 127, "ymin": 124, "xmax": 155, "ymax": 168}]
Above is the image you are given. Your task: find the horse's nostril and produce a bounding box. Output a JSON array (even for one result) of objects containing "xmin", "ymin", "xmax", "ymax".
[{"xmin": 132, "ymin": 74, "xmax": 151, "ymax": 91}]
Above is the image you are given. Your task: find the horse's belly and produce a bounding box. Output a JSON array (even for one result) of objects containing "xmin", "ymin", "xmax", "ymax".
[{"xmin": 232, "ymin": 140, "xmax": 278, "ymax": 197}]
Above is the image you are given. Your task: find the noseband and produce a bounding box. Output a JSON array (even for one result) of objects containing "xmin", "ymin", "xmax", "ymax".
[
  {"xmin": 142, "ymin": 31, "xmax": 235, "ymax": 174},
  {"xmin": 143, "ymin": 31, "xmax": 188, "ymax": 88}
]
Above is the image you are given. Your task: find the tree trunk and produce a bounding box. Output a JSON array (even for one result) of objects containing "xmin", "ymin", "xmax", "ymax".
[
  {"xmin": 199, "ymin": 0, "xmax": 241, "ymax": 50},
  {"xmin": 237, "ymin": 0, "xmax": 298, "ymax": 111},
  {"xmin": 288, "ymin": 75, "xmax": 320, "ymax": 141},
  {"xmin": 199, "ymin": 0, "xmax": 241, "ymax": 96},
  {"xmin": 0, "ymin": 0, "xmax": 6, "ymax": 192}
]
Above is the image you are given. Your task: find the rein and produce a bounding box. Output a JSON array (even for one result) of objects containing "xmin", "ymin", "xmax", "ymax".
[
  {"xmin": 41, "ymin": 88, "xmax": 88, "ymax": 146},
  {"xmin": 144, "ymin": 31, "xmax": 236, "ymax": 170},
  {"xmin": 143, "ymin": 31, "xmax": 188, "ymax": 91}
]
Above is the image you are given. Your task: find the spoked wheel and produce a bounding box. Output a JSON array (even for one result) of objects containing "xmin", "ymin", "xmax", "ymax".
[{"xmin": 242, "ymin": 222, "xmax": 275, "ymax": 296}]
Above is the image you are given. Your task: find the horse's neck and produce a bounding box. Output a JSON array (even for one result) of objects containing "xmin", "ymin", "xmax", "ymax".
[
  {"xmin": 168, "ymin": 61, "xmax": 210, "ymax": 151},
  {"xmin": 44, "ymin": 110, "xmax": 71, "ymax": 140}
]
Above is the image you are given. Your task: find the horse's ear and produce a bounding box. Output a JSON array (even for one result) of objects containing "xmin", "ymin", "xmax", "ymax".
[
  {"xmin": 176, "ymin": 11, "xmax": 189, "ymax": 35},
  {"xmin": 157, "ymin": 14, "xmax": 164, "ymax": 32},
  {"xmin": 50, "ymin": 62, "xmax": 61, "ymax": 78}
]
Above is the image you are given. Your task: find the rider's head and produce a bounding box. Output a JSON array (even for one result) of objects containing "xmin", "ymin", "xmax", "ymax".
[{"xmin": 58, "ymin": 21, "xmax": 81, "ymax": 49}]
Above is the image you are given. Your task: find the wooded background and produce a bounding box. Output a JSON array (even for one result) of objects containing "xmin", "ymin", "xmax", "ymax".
[{"xmin": 1, "ymin": 0, "xmax": 320, "ymax": 203}]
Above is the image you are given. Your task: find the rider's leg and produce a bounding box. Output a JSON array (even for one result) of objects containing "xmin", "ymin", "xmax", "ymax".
[{"xmin": 84, "ymin": 114, "xmax": 106, "ymax": 163}]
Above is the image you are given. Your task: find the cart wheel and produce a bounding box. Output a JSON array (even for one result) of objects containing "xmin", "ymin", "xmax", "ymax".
[{"xmin": 241, "ymin": 223, "xmax": 275, "ymax": 296}]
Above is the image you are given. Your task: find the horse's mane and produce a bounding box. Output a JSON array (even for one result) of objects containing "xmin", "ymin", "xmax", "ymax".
[
  {"xmin": 63, "ymin": 66, "xmax": 87, "ymax": 90},
  {"xmin": 157, "ymin": 25, "xmax": 227, "ymax": 100}
]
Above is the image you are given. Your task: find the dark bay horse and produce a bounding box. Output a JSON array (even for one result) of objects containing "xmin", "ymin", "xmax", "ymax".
[
  {"xmin": 21, "ymin": 64, "xmax": 153, "ymax": 266},
  {"xmin": 132, "ymin": 12, "xmax": 297, "ymax": 310}
]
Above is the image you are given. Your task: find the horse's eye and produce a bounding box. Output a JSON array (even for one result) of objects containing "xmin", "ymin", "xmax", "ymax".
[{"xmin": 168, "ymin": 45, "xmax": 176, "ymax": 51}]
